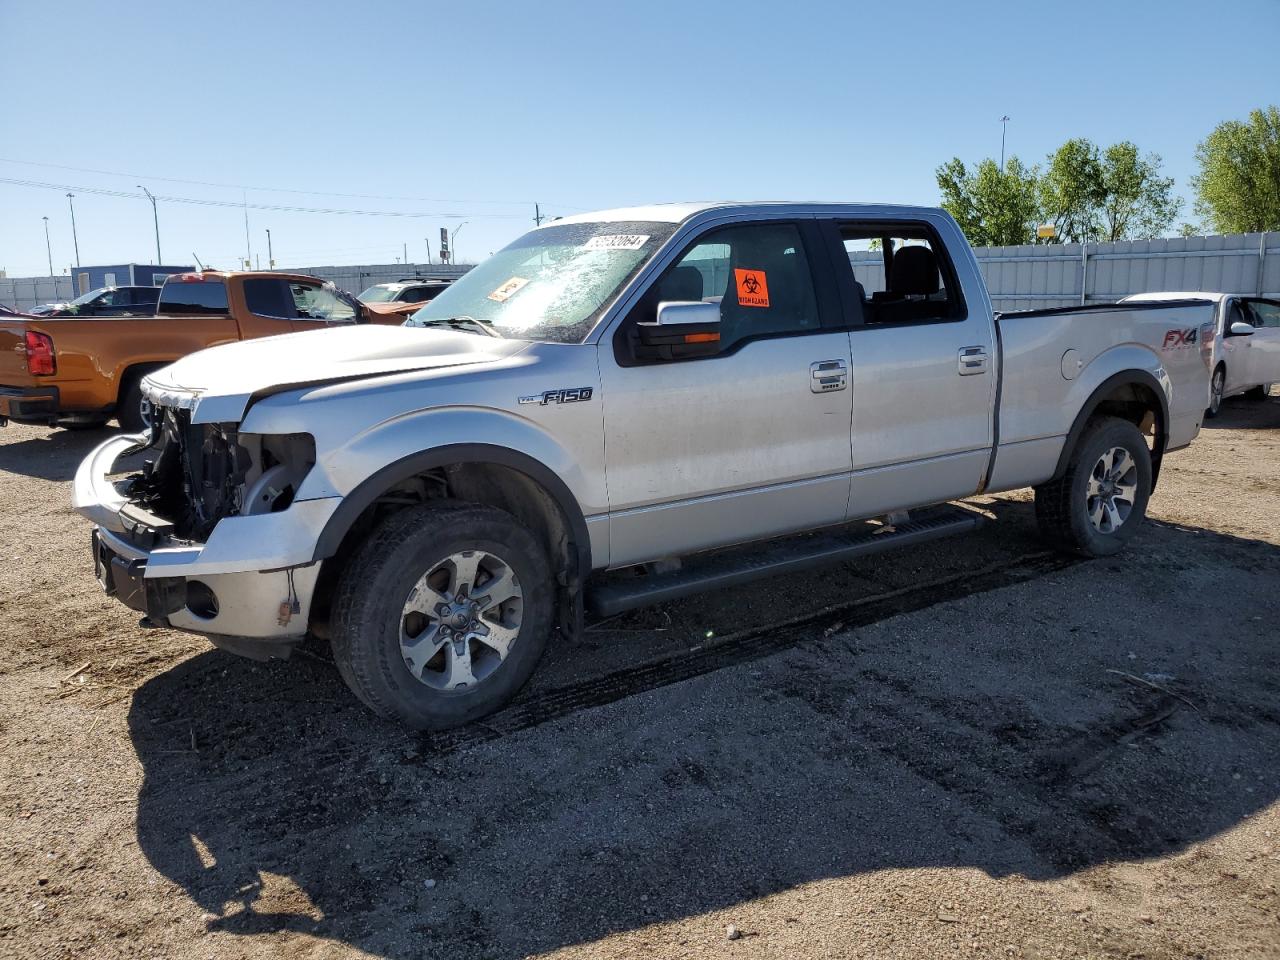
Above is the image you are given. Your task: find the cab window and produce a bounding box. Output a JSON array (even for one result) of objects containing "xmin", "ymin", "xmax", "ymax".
[
  {"xmin": 158, "ymin": 278, "xmax": 229, "ymax": 315},
  {"xmin": 1247, "ymin": 300, "xmax": 1280, "ymax": 328},
  {"xmin": 631, "ymin": 222, "xmax": 821, "ymax": 355},
  {"xmin": 290, "ymin": 282, "xmax": 356, "ymax": 323},
  {"xmin": 839, "ymin": 223, "xmax": 963, "ymax": 325}
]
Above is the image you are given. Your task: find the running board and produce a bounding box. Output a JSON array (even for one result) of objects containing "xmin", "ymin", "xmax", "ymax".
[{"xmin": 585, "ymin": 508, "xmax": 984, "ymax": 618}]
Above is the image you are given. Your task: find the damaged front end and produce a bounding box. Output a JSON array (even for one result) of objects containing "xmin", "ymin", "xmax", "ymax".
[
  {"xmin": 124, "ymin": 406, "xmax": 315, "ymax": 543},
  {"xmin": 74, "ymin": 396, "xmax": 336, "ymax": 656}
]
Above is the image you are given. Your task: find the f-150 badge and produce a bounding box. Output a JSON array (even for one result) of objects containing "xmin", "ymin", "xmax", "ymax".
[{"xmin": 518, "ymin": 387, "xmax": 594, "ymax": 405}]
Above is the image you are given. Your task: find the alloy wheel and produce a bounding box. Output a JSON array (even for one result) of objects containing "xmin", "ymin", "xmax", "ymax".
[
  {"xmin": 1086, "ymin": 446, "xmax": 1138, "ymax": 534},
  {"xmin": 398, "ymin": 550, "xmax": 523, "ymax": 691}
]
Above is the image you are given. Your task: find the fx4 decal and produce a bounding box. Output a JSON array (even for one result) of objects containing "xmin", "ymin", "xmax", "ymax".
[
  {"xmin": 518, "ymin": 387, "xmax": 594, "ymax": 406},
  {"xmin": 1162, "ymin": 328, "xmax": 1198, "ymax": 349}
]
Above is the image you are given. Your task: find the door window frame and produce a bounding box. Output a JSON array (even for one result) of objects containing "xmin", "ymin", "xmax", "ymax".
[
  {"xmin": 610, "ymin": 218, "xmax": 844, "ymax": 366},
  {"xmin": 819, "ymin": 218, "xmax": 970, "ymax": 331}
]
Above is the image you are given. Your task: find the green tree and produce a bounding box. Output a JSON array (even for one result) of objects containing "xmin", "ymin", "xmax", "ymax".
[
  {"xmin": 1192, "ymin": 105, "xmax": 1280, "ymax": 233},
  {"xmin": 1038, "ymin": 138, "xmax": 1104, "ymax": 243},
  {"xmin": 1038, "ymin": 139, "xmax": 1178, "ymax": 242},
  {"xmin": 936, "ymin": 156, "xmax": 1039, "ymax": 246},
  {"xmin": 1097, "ymin": 142, "xmax": 1180, "ymax": 241}
]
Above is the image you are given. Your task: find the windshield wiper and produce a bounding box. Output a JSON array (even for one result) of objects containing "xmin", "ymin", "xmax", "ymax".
[{"xmin": 423, "ymin": 315, "xmax": 503, "ymax": 338}]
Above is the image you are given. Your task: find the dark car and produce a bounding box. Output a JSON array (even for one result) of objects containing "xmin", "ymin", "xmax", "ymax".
[{"xmin": 29, "ymin": 285, "xmax": 162, "ymax": 318}]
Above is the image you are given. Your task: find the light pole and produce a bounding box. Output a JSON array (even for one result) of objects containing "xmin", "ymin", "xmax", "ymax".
[
  {"xmin": 451, "ymin": 221, "xmax": 469, "ymax": 265},
  {"xmin": 42, "ymin": 217, "xmax": 53, "ymax": 276},
  {"xmin": 66, "ymin": 193, "xmax": 80, "ymax": 267},
  {"xmin": 265, "ymin": 228, "xmax": 274, "ymax": 268},
  {"xmin": 137, "ymin": 184, "xmax": 162, "ymax": 264},
  {"xmin": 999, "ymin": 115, "xmax": 1011, "ymax": 172},
  {"xmin": 424, "ymin": 237, "xmax": 432, "ymax": 265}
]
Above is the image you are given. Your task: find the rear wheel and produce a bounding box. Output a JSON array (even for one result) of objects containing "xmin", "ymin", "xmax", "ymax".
[
  {"xmin": 1244, "ymin": 384, "xmax": 1271, "ymax": 402},
  {"xmin": 1034, "ymin": 417, "xmax": 1152, "ymax": 557},
  {"xmin": 1206, "ymin": 366, "xmax": 1225, "ymax": 418},
  {"xmin": 331, "ymin": 503, "xmax": 553, "ymax": 729},
  {"xmin": 116, "ymin": 373, "xmax": 153, "ymax": 433}
]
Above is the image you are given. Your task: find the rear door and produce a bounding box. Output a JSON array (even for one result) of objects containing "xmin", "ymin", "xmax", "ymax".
[{"xmin": 821, "ymin": 217, "xmax": 997, "ymax": 518}]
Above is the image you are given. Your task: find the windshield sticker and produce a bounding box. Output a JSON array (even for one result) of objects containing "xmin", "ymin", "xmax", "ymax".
[
  {"xmin": 583, "ymin": 234, "xmax": 650, "ymax": 252},
  {"xmin": 487, "ymin": 276, "xmax": 530, "ymax": 303},
  {"xmin": 734, "ymin": 268, "xmax": 770, "ymax": 308}
]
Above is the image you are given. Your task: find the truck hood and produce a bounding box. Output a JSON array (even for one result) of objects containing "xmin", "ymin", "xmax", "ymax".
[{"xmin": 143, "ymin": 324, "xmax": 530, "ymax": 424}]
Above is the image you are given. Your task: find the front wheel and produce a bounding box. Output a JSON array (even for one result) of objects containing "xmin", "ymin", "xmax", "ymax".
[
  {"xmin": 1034, "ymin": 417, "xmax": 1152, "ymax": 557},
  {"xmin": 331, "ymin": 503, "xmax": 554, "ymax": 729}
]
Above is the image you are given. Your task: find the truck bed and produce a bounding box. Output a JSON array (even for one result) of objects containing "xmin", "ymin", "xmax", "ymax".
[{"xmin": 985, "ymin": 298, "xmax": 1215, "ymax": 492}]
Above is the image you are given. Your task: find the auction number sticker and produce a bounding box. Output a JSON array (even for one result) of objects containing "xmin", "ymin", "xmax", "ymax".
[
  {"xmin": 583, "ymin": 234, "xmax": 650, "ymax": 251},
  {"xmin": 488, "ymin": 276, "xmax": 530, "ymax": 303}
]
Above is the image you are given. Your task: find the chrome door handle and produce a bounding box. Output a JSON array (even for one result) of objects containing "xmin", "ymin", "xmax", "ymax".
[
  {"xmin": 958, "ymin": 346, "xmax": 988, "ymax": 376},
  {"xmin": 811, "ymin": 359, "xmax": 848, "ymax": 393}
]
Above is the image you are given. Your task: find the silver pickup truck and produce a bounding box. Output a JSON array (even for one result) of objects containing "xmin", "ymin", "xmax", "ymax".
[{"xmin": 73, "ymin": 202, "xmax": 1214, "ymax": 728}]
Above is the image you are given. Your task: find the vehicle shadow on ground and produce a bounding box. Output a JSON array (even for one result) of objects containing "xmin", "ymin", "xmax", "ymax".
[
  {"xmin": 0, "ymin": 424, "xmax": 115, "ymax": 481},
  {"xmin": 126, "ymin": 508, "xmax": 1280, "ymax": 960},
  {"xmin": 1203, "ymin": 392, "xmax": 1280, "ymax": 430}
]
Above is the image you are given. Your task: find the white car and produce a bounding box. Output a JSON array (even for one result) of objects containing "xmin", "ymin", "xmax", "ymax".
[{"xmin": 1123, "ymin": 292, "xmax": 1280, "ymax": 416}]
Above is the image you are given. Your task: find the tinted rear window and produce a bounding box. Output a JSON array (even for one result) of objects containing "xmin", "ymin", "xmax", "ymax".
[
  {"xmin": 243, "ymin": 278, "xmax": 294, "ymax": 319},
  {"xmin": 158, "ymin": 279, "xmax": 229, "ymax": 315}
]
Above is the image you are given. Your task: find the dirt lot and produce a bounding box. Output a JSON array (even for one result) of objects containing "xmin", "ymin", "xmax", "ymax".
[{"xmin": 1, "ymin": 395, "xmax": 1278, "ymax": 960}]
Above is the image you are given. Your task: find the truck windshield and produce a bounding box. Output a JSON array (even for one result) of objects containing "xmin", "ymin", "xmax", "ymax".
[
  {"xmin": 357, "ymin": 284, "xmax": 403, "ymax": 303},
  {"xmin": 406, "ymin": 221, "xmax": 676, "ymax": 343}
]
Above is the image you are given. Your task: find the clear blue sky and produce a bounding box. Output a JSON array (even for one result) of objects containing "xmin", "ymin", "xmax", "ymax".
[{"xmin": 1, "ymin": 0, "xmax": 1276, "ymax": 278}]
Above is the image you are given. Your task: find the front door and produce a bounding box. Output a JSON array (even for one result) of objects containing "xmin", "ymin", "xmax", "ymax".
[
  {"xmin": 826, "ymin": 219, "xmax": 997, "ymax": 517},
  {"xmin": 598, "ymin": 220, "xmax": 853, "ymax": 568},
  {"xmin": 1243, "ymin": 298, "xmax": 1280, "ymax": 388}
]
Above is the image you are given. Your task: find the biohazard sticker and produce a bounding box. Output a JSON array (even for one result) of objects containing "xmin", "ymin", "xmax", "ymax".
[
  {"xmin": 734, "ymin": 268, "xmax": 770, "ymax": 308},
  {"xmin": 583, "ymin": 234, "xmax": 650, "ymax": 251},
  {"xmin": 488, "ymin": 276, "xmax": 530, "ymax": 303}
]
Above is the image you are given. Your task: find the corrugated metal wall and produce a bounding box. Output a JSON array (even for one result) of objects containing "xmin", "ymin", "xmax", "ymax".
[
  {"xmin": 0, "ymin": 275, "xmax": 76, "ymax": 312},
  {"xmin": 852, "ymin": 232, "xmax": 1278, "ymax": 313},
  {"xmin": 286, "ymin": 263, "xmax": 471, "ymax": 296}
]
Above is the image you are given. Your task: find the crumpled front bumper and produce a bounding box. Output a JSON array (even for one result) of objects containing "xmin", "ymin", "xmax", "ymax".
[{"xmin": 72, "ymin": 432, "xmax": 340, "ymax": 642}]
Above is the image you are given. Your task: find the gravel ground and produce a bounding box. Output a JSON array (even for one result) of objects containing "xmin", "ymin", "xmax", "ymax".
[{"xmin": 0, "ymin": 393, "xmax": 1278, "ymax": 960}]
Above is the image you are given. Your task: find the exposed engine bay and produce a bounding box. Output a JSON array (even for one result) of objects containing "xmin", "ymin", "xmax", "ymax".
[{"xmin": 123, "ymin": 407, "xmax": 315, "ymax": 541}]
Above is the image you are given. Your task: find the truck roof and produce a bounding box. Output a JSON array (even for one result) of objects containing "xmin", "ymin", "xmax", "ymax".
[
  {"xmin": 546, "ymin": 201, "xmax": 950, "ymax": 227},
  {"xmin": 169, "ymin": 269, "xmax": 325, "ymax": 285}
]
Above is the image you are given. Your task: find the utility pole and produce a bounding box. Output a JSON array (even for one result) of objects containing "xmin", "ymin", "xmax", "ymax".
[
  {"xmin": 403, "ymin": 242, "xmax": 408, "ymax": 267},
  {"xmin": 137, "ymin": 184, "xmax": 162, "ymax": 263},
  {"xmin": 451, "ymin": 221, "xmax": 469, "ymax": 265},
  {"xmin": 424, "ymin": 238, "xmax": 432, "ymax": 265},
  {"xmin": 999, "ymin": 115, "xmax": 1011, "ymax": 172},
  {"xmin": 534, "ymin": 203, "xmax": 543, "ymax": 226},
  {"xmin": 242, "ymin": 191, "xmax": 252, "ymax": 270},
  {"xmin": 42, "ymin": 217, "xmax": 53, "ymax": 276},
  {"xmin": 265, "ymin": 228, "xmax": 274, "ymax": 268},
  {"xmin": 66, "ymin": 193, "xmax": 80, "ymax": 267}
]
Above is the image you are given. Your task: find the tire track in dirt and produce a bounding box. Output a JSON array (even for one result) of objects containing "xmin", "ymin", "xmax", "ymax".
[{"xmin": 415, "ymin": 551, "xmax": 1084, "ymax": 757}]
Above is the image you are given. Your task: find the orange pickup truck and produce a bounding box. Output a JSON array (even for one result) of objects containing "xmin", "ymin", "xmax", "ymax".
[{"xmin": 1, "ymin": 270, "xmax": 399, "ymax": 431}]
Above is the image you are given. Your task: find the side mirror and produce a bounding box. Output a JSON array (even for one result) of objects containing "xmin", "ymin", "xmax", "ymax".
[
  {"xmin": 1229, "ymin": 321, "xmax": 1255, "ymax": 337},
  {"xmin": 634, "ymin": 301, "xmax": 721, "ymax": 360}
]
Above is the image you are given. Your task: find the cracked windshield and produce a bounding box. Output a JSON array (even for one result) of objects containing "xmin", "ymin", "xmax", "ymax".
[{"xmin": 406, "ymin": 220, "xmax": 675, "ymax": 342}]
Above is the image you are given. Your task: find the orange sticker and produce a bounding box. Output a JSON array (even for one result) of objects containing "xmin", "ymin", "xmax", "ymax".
[{"xmin": 734, "ymin": 268, "xmax": 770, "ymax": 308}]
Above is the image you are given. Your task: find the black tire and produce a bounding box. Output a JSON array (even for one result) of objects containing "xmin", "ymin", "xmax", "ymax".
[
  {"xmin": 331, "ymin": 502, "xmax": 553, "ymax": 729},
  {"xmin": 1206, "ymin": 365, "xmax": 1225, "ymax": 418},
  {"xmin": 1034, "ymin": 416, "xmax": 1152, "ymax": 558},
  {"xmin": 116, "ymin": 373, "xmax": 152, "ymax": 433},
  {"xmin": 1244, "ymin": 384, "xmax": 1271, "ymax": 402}
]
